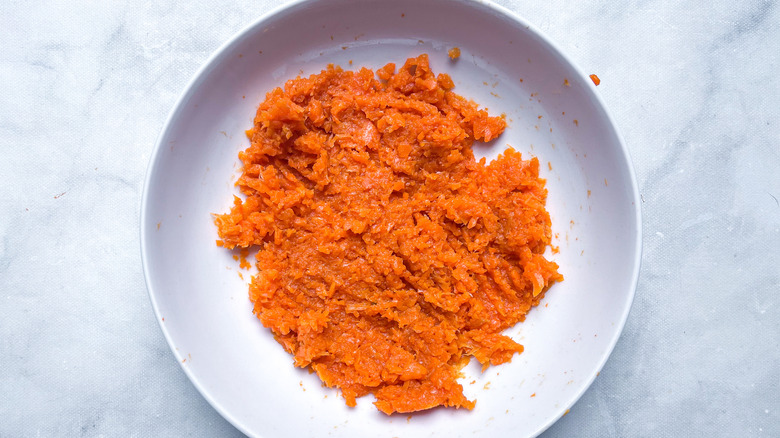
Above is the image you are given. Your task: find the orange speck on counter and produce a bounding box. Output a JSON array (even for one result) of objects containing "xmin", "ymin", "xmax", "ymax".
[
  {"xmin": 215, "ymin": 54, "xmax": 562, "ymax": 415},
  {"xmin": 530, "ymin": 393, "xmax": 536, "ymax": 397},
  {"xmin": 563, "ymin": 408, "xmax": 570, "ymax": 417},
  {"xmin": 573, "ymin": 119, "xmax": 579, "ymax": 127},
  {"xmin": 589, "ymin": 74, "xmax": 600, "ymax": 86},
  {"xmin": 448, "ymin": 47, "xmax": 461, "ymax": 60},
  {"xmin": 563, "ymin": 78, "xmax": 570, "ymax": 87}
]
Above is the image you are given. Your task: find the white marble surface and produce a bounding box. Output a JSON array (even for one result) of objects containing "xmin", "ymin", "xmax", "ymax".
[{"xmin": 1, "ymin": 0, "xmax": 778, "ymax": 436}]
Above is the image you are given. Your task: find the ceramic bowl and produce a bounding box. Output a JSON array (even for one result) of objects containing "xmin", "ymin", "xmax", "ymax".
[{"xmin": 141, "ymin": 0, "xmax": 642, "ymax": 436}]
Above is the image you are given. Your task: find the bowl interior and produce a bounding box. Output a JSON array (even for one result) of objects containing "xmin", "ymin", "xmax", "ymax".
[{"xmin": 141, "ymin": 0, "xmax": 640, "ymax": 436}]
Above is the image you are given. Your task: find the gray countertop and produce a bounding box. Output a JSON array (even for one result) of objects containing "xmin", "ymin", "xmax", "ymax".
[{"xmin": 1, "ymin": 0, "xmax": 778, "ymax": 436}]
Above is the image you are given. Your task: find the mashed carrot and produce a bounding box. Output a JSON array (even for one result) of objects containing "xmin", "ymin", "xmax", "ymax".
[{"xmin": 215, "ymin": 54, "xmax": 562, "ymax": 415}]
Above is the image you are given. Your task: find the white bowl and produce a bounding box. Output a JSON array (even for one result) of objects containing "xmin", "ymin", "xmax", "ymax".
[{"xmin": 141, "ymin": 0, "xmax": 642, "ymax": 436}]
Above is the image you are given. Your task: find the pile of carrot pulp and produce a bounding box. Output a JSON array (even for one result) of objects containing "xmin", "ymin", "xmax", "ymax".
[{"xmin": 215, "ymin": 54, "xmax": 562, "ymax": 414}]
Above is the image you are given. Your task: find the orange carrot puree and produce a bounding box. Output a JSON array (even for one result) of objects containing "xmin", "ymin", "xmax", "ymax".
[{"xmin": 215, "ymin": 54, "xmax": 562, "ymax": 414}]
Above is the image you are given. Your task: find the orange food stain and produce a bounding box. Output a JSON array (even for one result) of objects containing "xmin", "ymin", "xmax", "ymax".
[
  {"xmin": 157, "ymin": 222, "xmax": 161, "ymax": 230},
  {"xmin": 587, "ymin": 190, "xmax": 591, "ymax": 198},
  {"xmin": 448, "ymin": 47, "xmax": 461, "ymax": 60},
  {"xmin": 573, "ymin": 119, "xmax": 579, "ymax": 127},
  {"xmin": 563, "ymin": 408, "xmax": 570, "ymax": 417},
  {"xmin": 589, "ymin": 74, "xmax": 601, "ymax": 86},
  {"xmin": 530, "ymin": 393, "xmax": 536, "ymax": 397},
  {"xmin": 548, "ymin": 162, "xmax": 552, "ymax": 171},
  {"xmin": 563, "ymin": 78, "xmax": 570, "ymax": 87},
  {"xmin": 215, "ymin": 54, "xmax": 562, "ymax": 416}
]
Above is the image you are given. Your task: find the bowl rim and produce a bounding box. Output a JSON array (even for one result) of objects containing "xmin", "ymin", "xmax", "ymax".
[{"xmin": 140, "ymin": 0, "xmax": 643, "ymax": 436}]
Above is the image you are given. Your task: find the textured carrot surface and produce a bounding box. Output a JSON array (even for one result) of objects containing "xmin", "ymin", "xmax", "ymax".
[{"xmin": 215, "ymin": 54, "xmax": 562, "ymax": 414}]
